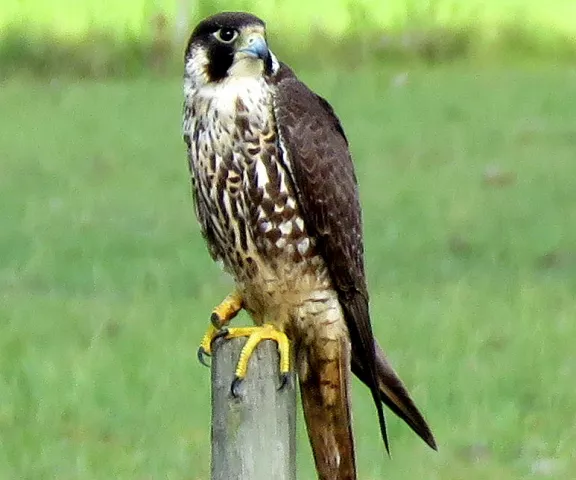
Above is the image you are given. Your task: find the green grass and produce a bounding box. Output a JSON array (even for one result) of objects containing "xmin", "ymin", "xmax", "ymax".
[
  {"xmin": 3, "ymin": 0, "xmax": 576, "ymax": 76},
  {"xmin": 1, "ymin": 65, "xmax": 576, "ymax": 478},
  {"xmin": 2, "ymin": 0, "xmax": 576, "ymax": 38}
]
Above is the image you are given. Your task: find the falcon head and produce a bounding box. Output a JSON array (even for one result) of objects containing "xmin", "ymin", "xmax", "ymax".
[{"xmin": 184, "ymin": 12, "xmax": 279, "ymax": 87}]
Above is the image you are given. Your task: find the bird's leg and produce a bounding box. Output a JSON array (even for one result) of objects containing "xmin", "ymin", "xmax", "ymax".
[
  {"xmin": 225, "ymin": 324, "xmax": 291, "ymax": 397},
  {"xmin": 197, "ymin": 291, "xmax": 243, "ymax": 365},
  {"xmin": 197, "ymin": 293, "xmax": 291, "ymax": 396}
]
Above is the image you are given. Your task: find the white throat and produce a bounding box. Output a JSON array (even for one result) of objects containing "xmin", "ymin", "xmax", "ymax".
[{"xmin": 189, "ymin": 76, "xmax": 270, "ymax": 119}]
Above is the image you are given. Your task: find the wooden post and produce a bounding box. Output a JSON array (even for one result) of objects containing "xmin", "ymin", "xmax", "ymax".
[{"xmin": 211, "ymin": 337, "xmax": 296, "ymax": 480}]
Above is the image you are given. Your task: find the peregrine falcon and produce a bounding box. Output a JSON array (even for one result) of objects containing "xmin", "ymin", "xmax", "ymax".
[{"xmin": 182, "ymin": 12, "xmax": 436, "ymax": 479}]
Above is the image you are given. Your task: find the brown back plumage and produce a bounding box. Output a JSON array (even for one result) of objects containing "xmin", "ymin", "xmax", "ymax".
[{"xmin": 271, "ymin": 63, "xmax": 437, "ymax": 464}]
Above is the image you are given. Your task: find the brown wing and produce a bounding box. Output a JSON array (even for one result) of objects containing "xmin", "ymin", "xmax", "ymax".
[
  {"xmin": 271, "ymin": 64, "xmax": 436, "ymax": 453},
  {"xmin": 270, "ymin": 64, "xmax": 390, "ymax": 451},
  {"xmin": 271, "ymin": 65, "xmax": 367, "ymax": 295}
]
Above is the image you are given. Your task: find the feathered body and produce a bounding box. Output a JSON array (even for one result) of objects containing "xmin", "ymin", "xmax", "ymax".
[{"xmin": 183, "ymin": 12, "xmax": 436, "ymax": 479}]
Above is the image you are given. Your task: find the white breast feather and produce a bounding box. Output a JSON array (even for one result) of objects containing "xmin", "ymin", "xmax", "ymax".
[
  {"xmin": 256, "ymin": 160, "xmax": 269, "ymax": 190},
  {"xmin": 196, "ymin": 77, "xmax": 265, "ymax": 118}
]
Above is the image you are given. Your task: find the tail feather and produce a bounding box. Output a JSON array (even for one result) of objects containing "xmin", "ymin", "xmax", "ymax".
[
  {"xmin": 299, "ymin": 337, "xmax": 357, "ymax": 480},
  {"xmin": 351, "ymin": 341, "xmax": 437, "ymax": 450}
]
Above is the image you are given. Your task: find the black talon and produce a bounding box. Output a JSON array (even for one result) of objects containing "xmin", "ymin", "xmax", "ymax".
[
  {"xmin": 231, "ymin": 376, "xmax": 244, "ymax": 398},
  {"xmin": 197, "ymin": 346, "xmax": 211, "ymax": 367},
  {"xmin": 211, "ymin": 327, "xmax": 229, "ymax": 345},
  {"xmin": 278, "ymin": 372, "xmax": 290, "ymax": 391}
]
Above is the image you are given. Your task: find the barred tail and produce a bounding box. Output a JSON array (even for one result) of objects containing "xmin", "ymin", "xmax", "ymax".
[{"xmin": 299, "ymin": 336, "xmax": 357, "ymax": 480}]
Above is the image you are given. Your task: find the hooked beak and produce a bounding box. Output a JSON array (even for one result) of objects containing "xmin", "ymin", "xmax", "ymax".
[{"xmin": 238, "ymin": 33, "xmax": 270, "ymax": 62}]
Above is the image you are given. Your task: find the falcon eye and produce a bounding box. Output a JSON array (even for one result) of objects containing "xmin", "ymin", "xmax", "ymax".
[{"xmin": 213, "ymin": 28, "xmax": 238, "ymax": 44}]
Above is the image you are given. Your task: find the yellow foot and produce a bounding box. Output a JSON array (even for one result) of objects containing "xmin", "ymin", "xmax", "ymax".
[
  {"xmin": 226, "ymin": 324, "xmax": 291, "ymax": 397},
  {"xmin": 197, "ymin": 292, "xmax": 243, "ymax": 365}
]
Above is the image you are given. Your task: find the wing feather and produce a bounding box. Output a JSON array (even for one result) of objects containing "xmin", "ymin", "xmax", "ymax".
[
  {"xmin": 270, "ymin": 63, "xmax": 436, "ymax": 453},
  {"xmin": 270, "ymin": 64, "xmax": 390, "ymax": 450}
]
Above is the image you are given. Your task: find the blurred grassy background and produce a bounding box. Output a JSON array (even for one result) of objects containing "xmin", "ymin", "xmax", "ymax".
[
  {"xmin": 1, "ymin": 1, "xmax": 576, "ymax": 479},
  {"xmin": 2, "ymin": 0, "xmax": 576, "ymax": 76}
]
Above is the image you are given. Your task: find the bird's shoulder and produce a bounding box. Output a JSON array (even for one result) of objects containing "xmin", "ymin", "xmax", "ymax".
[{"xmin": 270, "ymin": 63, "xmax": 348, "ymax": 146}]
